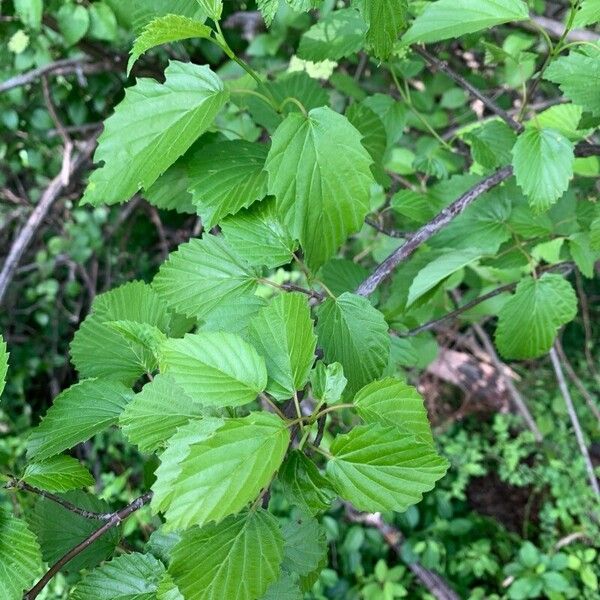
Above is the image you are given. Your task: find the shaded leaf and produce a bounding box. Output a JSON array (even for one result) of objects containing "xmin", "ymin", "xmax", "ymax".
[{"xmin": 22, "ymin": 455, "xmax": 94, "ymax": 492}]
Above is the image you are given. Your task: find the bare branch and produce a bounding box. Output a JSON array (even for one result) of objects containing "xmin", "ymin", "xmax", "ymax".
[
  {"xmin": 526, "ymin": 16, "xmax": 600, "ymax": 43},
  {"xmin": 24, "ymin": 492, "xmax": 153, "ymax": 600}
]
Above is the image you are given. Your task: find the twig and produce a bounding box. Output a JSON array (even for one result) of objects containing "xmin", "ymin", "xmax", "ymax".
[
  {"xmin": 414, "ymin": 47, "xmax": 523, "ymax": 133},
  {"xmin": 5, "ymin": 479, "xmax": 113, "ymax": 520},
  {"xmin": 549, "ymin": 345, "xmax": 600, "ymax": 500},
  {"xmin": 472, "ymin": 323, "xmax": 543, "ymax": 443},
  {"xmin": 0, "ymin": 135, "xmax": 98, "ymax": 306},
  {"xmin": 365, "ymin": 216, "xmax": 410, "ymax": 239},
  {"xmin": 525, "ymin": 15, "xmax": 600, "ymax": 43},
  {"xmin": 574, "ymin": 270, "xmax": 599, "ymax": 382},
  {"xmin": 24, "ymin": 492, "xmax": 153, "ymax": 600},
  {"xmin": 345, "ymin": 506, "xmax": 460, "ymax": 600}
]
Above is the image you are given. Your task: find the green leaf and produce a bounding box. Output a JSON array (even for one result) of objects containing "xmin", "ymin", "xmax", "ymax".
[
  {"xmin": 57, "ymin": 4, "xmax": 90, "ymax": 45},
  {"xmin": 310, "ymin": 361, "xmax": 347, "ymax": 405},
  {"xmin": 574, "ymin": 0, "xmax": 600, "ymax": 27},
  {"xmin": 22, "ymin": 456, "xmax": 94, "ymax": 492},
  {"xmin": 545, "ymin": 51, "xmax": 600, "ymax": 117},
  {"xmin": 27, "ymin": 379, "xmax": 134, "ymax": 460},
  {"xmin": 0, "ymin": 509, "xmax": 42, "ymax": 600},
  {"xmin": 160, "ymin": 332, "xmax": 267, "ymax": 407},
  {"xmin": 105, "ymin": 320, "xmax": 167, "ymax": 371},
  {"xmin": 326, "ymin": 424, "xmax": 448, "ymax": 513},
  {"xmin": 495, "ymin": 274, "xmax": 578, "ymax": 359},
  {"xmin": 187, "ymin": 140, "xmax": 268, "ymax": 227},
  {"xmin": 278, "ymin": 450, "xmax": 335, "ymax": 515},
  {"xmin": 29, "ymin": 491, "xmax": 120, "ymax": 572},
  {"xmin": 354, "ymin": 377, "xmax": 433, "ymax": 445},
  {"xmin": 407, "ymin": 249, "xmax": 483, "ymax": 306},
  {"xmin": 158, "ymin": 412, "xmax": 289, "ymax": 529},
  {"xmin": 464, "ymin": 119, "xmax": 517, "ymax": 169},
  {"xmin": 282, "ymin": 514, "xmax": 327, "ymax": 581},
  {"xmin": 144, "ymin": 157, "xmax": 197, "ymax": 214},
  {"xmin": 257, "ymin": 0, "xmax": 279, "ymax": 26},
  {"xmin": 512, "ymin": 128, "xmax": 575, "ymax": 211},
  {"xmin": 71, "ymin": 553, "xmax": 166, "ymax": 600},
  {"xmin": 89, "ymin": 2, "xmax": 118, "ymax": 41},
  {"xmin": 70, "ymin": 282, "xmax": 171, "ymax": 384},
  {"xmin": 221, "ymin": 198, "xmax": 297, "ymax": 269},
  {"xmin": 249, "ymin": 293, "xmax": 317, "ymax": 400},
  {"xmin": 14, "ymin": 0, "xmax": 43, "ymax": 29},
  {"xmin": 199, "ymin": 295, "xmax": 267, "ymax": 337},
  {"xmin": 265, "ymin": 107, "xmax": 375, "ymax": 269},
  {"xmin": 403, "ymin": 0, "xmax": 529, "ymax": 45},
  {"xmin": 297, "ymin": 8, "xmax": 367, "ymax": 61},
  {"xmin": 362, "ymin": 0, "xmax": 408, "ymax": 59},
  {"xmin": 261, "ymin": 574, "xmax": 303, "ymax": 600},
  {"xmin": 115, "ymin": 0, "xmax": 206, "ymax": 31},
  {"xmin": 119, "ymin": 374, "xmax": 205, "ymax": 453},
  {"xmin": 0, "ymin": 334, "xmax": 8, "ymax": 397},
  {"xmin": 128, "ymin": 14, "xmax": 212, "ymax": 74},
  {"xmin": 569, "ymin": 233, "xmax": 596, "ymax": 278},
  {"xmin": 169, "ymin": 510, "xmax": 283, "ymax": 600},
  {"xmin": 82, "ymin": 61, "xmax": 228, "ymax": 206},
  {"xmin": 316, "ymin": 292, "xmax": 390, "ymax": 396},
  {"xmin": 153, "ymin": 234, "xmax": 259, "ymax": 320},
  {"xmin": 196, "ymin": 0, "xmax": 222, "ymax": 20}
]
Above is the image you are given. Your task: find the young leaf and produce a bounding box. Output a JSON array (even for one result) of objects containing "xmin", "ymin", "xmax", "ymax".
[
  {"xmin": 22, "ymin": 455, "xmax": 94, "ymax": 492},
  {"xmin": 57, "ymin": 4, "xmax": 90, "ymax": 46},
  {"xmin": 297, "ymin": 8, "xmax": 367, "ymax": 62},
  {"xmin": 160, "ymin": 332, "xmax": 268, "ymax": 407},
  {"xmin": 316, "ymin": 292, "xmax": 390, "ymax": 396},
  {"xmin": 119, "ymin": 374, "xmax": 205, "ymax": 453},
  {"xmin": 187, "ymin": 140, "xmax": 268, "ymax": 228},
  {"xmin": 158, "ymin": 412, "xmax": 289, "ymax": 529},
  {"xmin": 70, "ymin": 281, "xmax": 171, "ymax": 384},
  {"xmin": 495, "ymin": 273, "xmax": 577, "ymax": 359},
  {"xmin": 197, "ymin": 0, "xmax": 222, "ymax": 20},
  {"xmin": 362, "ymin": 0, "xmax": 408, "ymax": 59},
  {"xmin": 403, "ymin": 0, "xmax": 529, "ymax": 45},
  {"xmin": 71, "ymin": 553, "xmax": 166, "ymax": 600},
  {"xmin": 257, "ymin": 0, "xmax": 279, "ymax": 26},
  {"xmin": 153, "ymin": 235, "xmax": 259, "ymax": 320},
  {"xmin": 27, "ymin": 379, "xmax": 134, "ymax": 460},
  {"xmin": 265, "ymin": 107, "xmax": 375, "ymax": 269},
  {"xmin": 326, "ymin": 424, "xmax": 448, "ymax": 513},
  {"xmin": 278, "ymin": 450, "xmax": 336, "ymax": 515},
  {"xmin": 0, "ymin": 509, "xmax": 42, "ymax": 600},
  {"xmin": 0, "ymin": 334, "xmax": 8, "ymax": 397},
  {"xmin": 128, "ymin": 14, "xmax": 212, "ymax": 74},
  {"xmin": 545, "ymin": 51, "xmax": 600, "ymax": 117},
  {"xmin": 169, "ymin": 510, "xmax": 283, "ymax": 600},
  {"xmin": 512, "ymin": 128, "xmax": 575, "ymax": 211},
  {"xmin": 249, "ymin": 293, "xmax": 317, "ymax": 400},
  {"xmin": 354, "ymin": 378, "xmax": 433, "ymax": 445},
  {"xmin": 82, "ymin": 61, "xmax": 228, "ymax": 206},
  {"xmin": 310, "ymin": 361, "xmax": 347, "ymax": 405},
  {"xmin": 221, "ymin": 198, "xmax": 297, "ymax": 269}
]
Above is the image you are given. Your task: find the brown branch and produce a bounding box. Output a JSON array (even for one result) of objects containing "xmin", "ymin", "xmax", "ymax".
[
  {"xmin": 0, "ymin": 135, "xmax": 98, "ymax": 306},
  {"xmin": 345, "ymin": 506, "xmax": 460, "ymax": 600},
  {"xmin": 549, "ymin": 345, "xmax": 600, "ymax": 500},
  {"xmin": 5, "ymin": 479, "xmax": 113, "ymax": 520},
  {"xmin": 24, "ymin": 492, "xmax": 153, "ymax": 600}
]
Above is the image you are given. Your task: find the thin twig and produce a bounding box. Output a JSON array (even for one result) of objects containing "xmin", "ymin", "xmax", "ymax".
[
  {"xmin": 574, "ymin": 270, "xmax": 599, "ymax": 382},
  {"xmin": 24, "ymin": 492, "xmax": 153, "ymax": 600},
  {"xmin": 365, "ymin": 216, "xmax": 411, "ymax": 239},
  {"xmin": 524, "ymin": 15, "xmax": 600, "ymax": 43},
  {"xmin": 549, "ymin": 345, "xmax": 600, "ymax": 500}
]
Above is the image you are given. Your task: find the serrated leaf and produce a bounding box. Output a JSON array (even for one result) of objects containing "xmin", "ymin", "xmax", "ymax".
[
  {"xmin": 512, "ymin": 128, "xmax": 575, "ymax": 211},
  {"xmin": 310, "ymin": 361, "xmax": 347, "ymax": 405},
  {"xmin": 354, "ymin": 377, "xmax": 433, "ymax": 445},
  {"xmin": 265, "ymin": 107, "xmax": 375, "ymax": 269},
  {"xmin": 221, "ymin": 198, "xmax": 297, "ymax": 268},
  {"xmin": 0, "ymin": 334, "xmax": 8, "ymax": 397},
  {"xmin": 200, "ymin": 294, "xmax": 267, "ymax": 336},
  {"xmin": 27, "ymin": 379, "xmax": 134, "ymax": 461},
  {"xmin": 160, "ymin": 332, "xmax": 267, "ymax": 407},
  {"xmin": 403, "ymin": 0, "xmax": 528, "ymax": 45},
  {"xmin": 545, "ymin": 51, "xmax": 600, "ymax": 117},
  {"xmin": 362, "ymin": 0, "xmax": 407, "ymax": 59},
  {"xmin": 158, "ymin": 412, "xmax": 289, "ymax": 529},
  {"xmin": 464, "ymin": 119, "xmax": 517, "ymax": 169},
  {"xmin": 29, "ymin": 491, "xmax": 120, "ymax": 572},
  {"xmin": 169, "ymin": 510, "xmax": 283, "ymax": 600},
  {"xmin": 407, "ymin": 249, "xmax": 483, "ymax": 306},
  {"xmin": 282, "ymin": 514, "xmax": 327, "ymax": 581},
  {"xmin": 22, "ymin": 455, "xmax": 94, "ymax": 492},
  {"xmin": 119, "ymin": 374, "xmax": 205, "ymax": 453},
  {"xmin": 71, "ymin": 281, "xmax": 172, "ymax": 384},
  {"xmin": 261, "ymin": 574, "xmax": 303, "ymax": 600},
  {"xmin": 82, "ymin": 61, "xmax": 228, "ymax": 206},
  {"xmin": 278, "ymin": 450, "xmax": 335, "ymax": 515},
  {"xmin": 257, "ymin": 0, "xmax": 279, "ymax": 26},
  {"xmin": 316, "ymin": 292, "xmax": 390, "ymax": 396},
  {"xmin": 153, "ymin": 234, "xmax": 259, "ymax": 320},
  {"xmin": 569, "ymin": 233, "xmax": 597, "ymax": 278},
  {"xmin": 495, "ymin": 273, "xmax": 578, "ymax": 359},
  {"xmin": 197, "ymin": 0, "xmax": 222, "ymax": 20},
  {"xmin": 71, "ymin": 553, "xmax": 166, "ymax": 600},
  {"xmin": 106, "ymin": 320, "xmax": 167, "ymax": 371},
  {"xmin": 144, "ymin": 157, "xmax": 197, "ymax": 214},
  {"xmin": 128, "ymin": 14, "xmax": 212, "ymax": 74},
  {"xmin": 298, "ymin": 8, "xmax": 367, "ymax": 61},
  {"xmin": 117, "ymin": 0, "xmax": 206, "ymax": 32},
  {"xmin": 157, "ymin": 573, "xmax": 184, "ymax": 600},
  {"xmin": 187, "ymin": 140, "xmax": 268, "ymax": 227},
  {"xmin": 249, "ymin": 293, "xmax": 316, "ymax": 400},
  {"xmin": 574, "ymin": 0, "xmax": 600, "ymax": 27},
  {"xmin": 0, "ymin": 509, "xmax": 42, "ymax": 600},
  {"xmin": 326, "ymin": 424, "xmax": 448, "ymax": 513}
]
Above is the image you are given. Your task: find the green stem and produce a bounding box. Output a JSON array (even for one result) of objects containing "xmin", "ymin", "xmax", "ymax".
[
  {"xmin": 279, "ymin": 96, "xmax": 308, "ymax": 117},
  {"xmin": 313, "ymin": 403, "xmax": 355, "ymax": 421}
]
